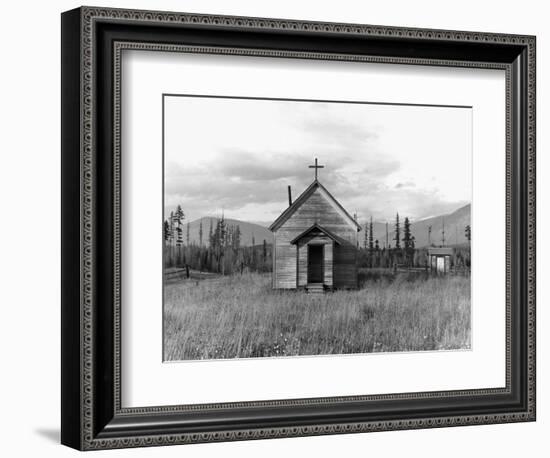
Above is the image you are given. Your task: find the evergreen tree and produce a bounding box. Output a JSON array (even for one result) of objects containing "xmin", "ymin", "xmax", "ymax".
[
  {"xmin": 368, "ymin": 216, "xmax": 374, "ymax": 252},
  {"xmin": 174, "ymin": 205, "xmax": 184, "ymax": 247},
  {"xmin": 465, "ymin": 224, "xmax": 471, "ymax": 243},
  {"xmin": 163, "ymin": 220, "xmax": 170, "ymax": 243},
  {"xmin": 199, "ymin": 220, "xmax": 203, "ymax": 247},
  {"xmin": 169, "ymin": 211, "xmax": 175, "ymax": 246},
  {"xmin": 251, "ymin": 234, "xmax": 256, "ymax": 267},
  {"xmin": 219, "ymin": 214, "xmax": 226, "ymax": 247},
  {"xmin": 403, "ymin": 217, "xmax": 412, "ymax": 249},
  {"xmin": 233, "ymin": 226, "xmax": 241, "ymax": 251},
  {"xmin": 403, "ymin": 217, "xmax": 413, "ymax": 266},
  {"xmin": 186, "ymin": 222, "xmax": 190, "ymax": 246},
  {"xmin": 219, "ymin": 214, "xmax": 226, "ymax": 275},
  {"xmin": 394, "ymin": 212, "xmax": 401, "ymax": 249}
]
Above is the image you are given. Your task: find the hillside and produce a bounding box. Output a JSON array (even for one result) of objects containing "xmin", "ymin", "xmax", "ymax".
[
  {"xmin": 180, "ymin": 217, "xmax": 273, "ymax": 247},
  {"xmin": 177, "ymin": 204, "xmax": 470, "ymax": 249},
  {"xmin": 364, "ymin": 204, "xmax": 471, "ymax": 248}
]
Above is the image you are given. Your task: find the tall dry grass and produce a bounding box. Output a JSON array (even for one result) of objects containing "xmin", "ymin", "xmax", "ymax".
[{"xmin": 163, "ymin": 272, "xmax": 470, "ymax": 361}]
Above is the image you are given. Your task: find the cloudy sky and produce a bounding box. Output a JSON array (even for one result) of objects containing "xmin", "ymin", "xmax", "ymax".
[{"xmin": 164, "ymin": 95, "xmax": 471, "ymax": 225}]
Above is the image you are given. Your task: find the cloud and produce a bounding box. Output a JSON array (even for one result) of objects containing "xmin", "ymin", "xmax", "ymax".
[
  {"xmin": 301, "ymin": 117, "xmax": 378, "ymax": 149},
  {"xmin": 394, "ymin": 181, "xmax": 415, "ymax": 189},
  {"xmin": 165, "ymin": 146, "xmax": 452, "ymax": 222},
  {"xmin": 164, "ymin": 96, "xmax": 471, "ymax": 222},
  {"xmin": 349, "ymin": 184, "xmax": 469, "ymax": 222},
  {"xmin": 213, "ymin": 150, "xmax": 313, "ymax": 182}
]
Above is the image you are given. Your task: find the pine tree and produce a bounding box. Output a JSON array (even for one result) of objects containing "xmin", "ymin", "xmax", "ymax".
[
  {"xmin": 394, "ymin": 212, "xmax": 401, "ymax": 249},
  {"xmin": 219, "ymin": 214, "xmax": 226, "ymax": 247},
  {"xmin": 464, "ymin": 224, "xmax": 472, "ymax": 270},
  {"xmin": 186, "ymin": 222, "xmax": 190, "ymax": 246},
  {"xmin": 251, "ymin": 233, "xmax": 256, "ymax": 268},
  {"xmin": 163, "ymin": 220, "xmax": 170, "ymax": 242},
  {"xmin": 199, "ymin": 220, "xmax": 203, "ymax": 247},
  {"xmin": 368, "ymin": 216, "xmax": 374, "ymax": 252},
  {"xmin": 403, "ymin": 217, "xmax": 413, "ymax": 267},
  {"xmin": 233, "ymin": 225, "xmax": 241, "ymax": 251},
  {"xmin": 174, "ymin": 205, "xmax": 184, "ymax": 247},
  {"xmin": 465, "ymin": 224, "xmax": 471, "ymax": 243},
  {"xmin": 208, "ymin": 219, "xmax": 213, "ymax": 247},
  {"xmin": 169, "ymin": 211, "xmax": 175, "ymax": 246},
  {"xmin": 219, "ymin": 214, "xmax": 226, "ymax": 275},
  {"xmin": 363, "ymin": 221, "xmax": 368, "ymax": 249},
  {"xmin": 403, "ymin": 217, "xmax": 412, "ymax": 249}
]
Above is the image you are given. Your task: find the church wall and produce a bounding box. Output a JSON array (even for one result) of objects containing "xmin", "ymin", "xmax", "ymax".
[
  {"xmin": 272, "ymin": 185, "xmax": 360, "ymax": 290},
  {"xmin": 324, "ymin": 243, "xmax": 334, "ymax": 287},
  {"xmin": 273, "ymin": 229, "xmax": 298, "ymax": 289},
  {"xmin": 333, "ymin": 242, "xmax": 358, "ymax": 289}
]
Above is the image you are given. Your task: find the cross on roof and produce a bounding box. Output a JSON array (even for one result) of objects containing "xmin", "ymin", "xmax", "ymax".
[{"xmin": 308, "ymin": 157, "xmax": 325, "ymax": 180}]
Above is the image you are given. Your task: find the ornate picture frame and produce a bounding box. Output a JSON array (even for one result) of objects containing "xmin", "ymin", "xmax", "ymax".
[{"xmin": 61, "ymin": 6, "xmax": 536, "ymax": 450}]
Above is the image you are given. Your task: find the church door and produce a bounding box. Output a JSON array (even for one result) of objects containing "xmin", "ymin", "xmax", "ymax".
[{"xmin": 308, "ymin": 244, "xmax": 324, "ymax": 283}]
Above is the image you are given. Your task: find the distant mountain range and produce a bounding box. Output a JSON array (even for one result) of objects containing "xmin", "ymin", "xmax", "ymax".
[
  {"xmin": 181, "ymin": 217, "xmax": 273, "ymax": 247},
  {"xmin": 364, "ymin": 204, "xmax": 471, "ymax": 248},
  {"xmin": 180, "ymin": 204, "xmax": 471, "ymax": 248}
]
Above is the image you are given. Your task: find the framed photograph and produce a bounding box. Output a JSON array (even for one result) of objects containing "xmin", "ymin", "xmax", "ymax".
[{"xmin": 61, "ymin": 6, "xmax": 536, "ymax": 450}]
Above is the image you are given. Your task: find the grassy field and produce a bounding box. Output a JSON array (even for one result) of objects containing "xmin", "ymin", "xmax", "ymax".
[{"xmin": 163, "ymin": 271, "xmax": 471, "ymax": 361}]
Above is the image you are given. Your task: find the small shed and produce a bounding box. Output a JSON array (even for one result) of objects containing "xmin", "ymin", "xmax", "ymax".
[
  {"xmin": 269, "ymin": 175, "xmax": 361, "ymax": 292},
  {"xmin": 428, "ymin": 247, "xmax": 454, "ymax": 274}
]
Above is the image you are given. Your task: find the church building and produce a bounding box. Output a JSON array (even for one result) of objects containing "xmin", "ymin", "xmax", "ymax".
[{"xmin": 269, "ymin": 159, "xmax": 361, "ymax": 292}]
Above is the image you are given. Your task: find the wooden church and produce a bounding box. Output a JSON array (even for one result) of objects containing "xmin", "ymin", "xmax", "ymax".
[{"xmin": 269, "ymin": 159, "xmax": 361, "ymax": 292}]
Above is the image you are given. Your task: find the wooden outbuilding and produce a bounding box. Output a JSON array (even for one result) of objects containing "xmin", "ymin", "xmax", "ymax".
[
  {"xmin": 428, "ymin": 247, "xmax": 454, "ymax": 274},
  {"xmin": 269, "ymin": 161, "xmax": 361, "ymax": 292}
]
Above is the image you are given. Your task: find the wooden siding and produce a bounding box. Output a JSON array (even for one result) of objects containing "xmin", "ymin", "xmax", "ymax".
[
  {"xmin": 273, "ymin": 233, "xmax": 298, "ymax": 289},
  {"xmin": 297, "ymin": 241, "xmax": 307, "ymax": 287},
  {"xmin": 324, "ymin": 243, "xmax": 334, "ymax": 287},
  {"xmin": 272, "ymin": 186, "xmax": 359, "ymax": 289},
  {"xmin": 333, "ymin": 243, "xmax": 358, "ymax": 288}
]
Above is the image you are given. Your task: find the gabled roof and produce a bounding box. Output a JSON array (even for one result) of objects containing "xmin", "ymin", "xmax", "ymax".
[
  {"xmin": 269, "ymin": 180, "xmax": 362, "ymax": 232},
  {"xmin": 289, "ymin": 223, "xmax": 344, "ymax": 245}
]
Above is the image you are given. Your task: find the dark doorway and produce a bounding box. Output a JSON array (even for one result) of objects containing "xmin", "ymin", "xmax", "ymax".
[{"xmin": 308, "ymin": 244, "xmax": 324, "ymax": 283}]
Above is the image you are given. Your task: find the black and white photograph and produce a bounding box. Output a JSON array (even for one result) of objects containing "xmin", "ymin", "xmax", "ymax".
[{"xmin": 163, "ymin": 95, "xmax": 472, "ymax": 361}]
